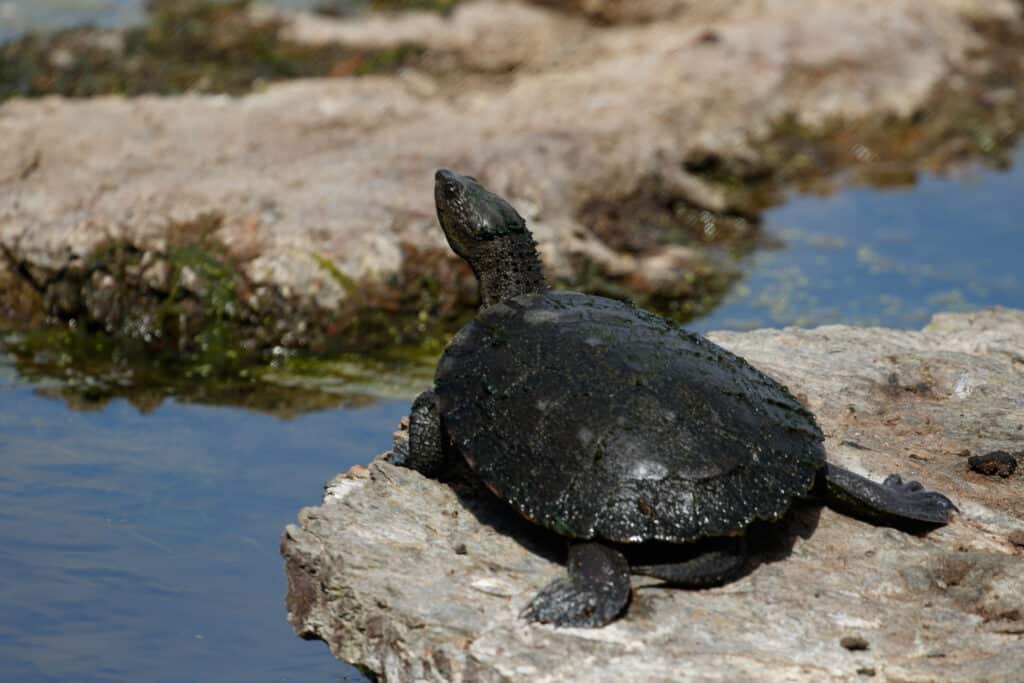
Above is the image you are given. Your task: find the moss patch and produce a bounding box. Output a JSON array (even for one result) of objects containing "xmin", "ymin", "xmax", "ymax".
[
  {"xmin": 369, "ymin": 0, "xmax": 462, "ymax": 12},
  {"xmin": 0, "ymin": 229, "xmax": 474, "ymax": 413},
  {"xmin": 0, "ymin": 0, "xmax": 425, "ymax": 100},
  {"xmin": 0, "ymin": 322, "xmax": 440, "ymax": 415},
  {"xmin": 315, "ymin": 0, "xmax": 463, "ymax": 16}
]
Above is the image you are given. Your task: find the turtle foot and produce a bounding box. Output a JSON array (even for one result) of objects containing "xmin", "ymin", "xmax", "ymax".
[
  {"xmin": 882, "ymin": 473, "xmax": 959, "ymax": 523},
  {"xmin": 822, "ymin": 464, "xmax": 957, "ymax": 528},
  {"xmin": 520, "ymin": 542, "xmax": 630, "ymax": 628}
]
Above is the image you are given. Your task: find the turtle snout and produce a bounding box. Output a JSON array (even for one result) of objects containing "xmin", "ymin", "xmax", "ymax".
[{"xmin": 435, "ymin": 169, "xmax": 462, "ymax": 197}]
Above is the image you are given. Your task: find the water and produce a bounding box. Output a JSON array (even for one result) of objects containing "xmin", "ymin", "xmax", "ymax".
[
  {"xmin": 0, "ymin": 0, "xmax": 358, "ymax": 43},
  {"xmin": 0, "ymin": 1, "xmax": 140, "ymax": 42},
  {"xmin": 0, "ymin": 357, "xmax": 403, "ymax": 681},
  {"xmin": 694, "ymin": 147, "xmax": 1024, "ymax": 332}
]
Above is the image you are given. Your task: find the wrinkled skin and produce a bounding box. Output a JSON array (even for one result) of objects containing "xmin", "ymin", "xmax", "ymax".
[{"xmin": 389, "ymin": 169, "xmax": 957, "ymax": 628}]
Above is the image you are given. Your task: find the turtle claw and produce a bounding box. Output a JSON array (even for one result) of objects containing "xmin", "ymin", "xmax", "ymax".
[
  {"xmin": 884, "ymin": 474, "xmax": 924, "ymax": 492},
  {"xmin": 883, "ymin": 473, "xmax": 959, "ymax": 519},
  {"xmin": 521, "ymin": 578, "xmax": 622, "ymax": 628}
]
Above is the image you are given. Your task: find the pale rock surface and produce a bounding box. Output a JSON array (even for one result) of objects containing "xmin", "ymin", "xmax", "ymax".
[
  {"xmin": 2, "ymin": 0, "xmax": 1020, "ymax": 333},
  {"xmin": 282, "ymin": 308, "xmax": 1024, "ymax": 682}
]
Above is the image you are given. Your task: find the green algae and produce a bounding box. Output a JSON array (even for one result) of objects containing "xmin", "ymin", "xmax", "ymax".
[
  {"xmin": 0, "ymin": 320, "xmax": 442, "ymax": 416},
  {"xmin": 310, "ymin": 253, "xmax": 358, "ymax": 297},
  {"xmin": 314, "ymin": 0, "xmax": 463, "ymax": 16},
  {"xmin": 0, "ymin": 0, "xmax": 425, "ymax": 100},
  {"xmin": 0, "ymin": 227, "xmax": 466, "ymax": 414},
  {"xmin": 369, "ymin": 0, "xmax": 462, "ymax": 12}
]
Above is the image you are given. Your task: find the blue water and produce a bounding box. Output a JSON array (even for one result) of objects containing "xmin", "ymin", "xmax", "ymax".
[
  {"xmin": 0, "ymin": 0, "xmax": 141, "ymax": 42},
  {"xmin": 694, "ymin": 147, "xmax": 1024, "ymax": 332},
  {"xmin": 0, "ymin": 359, "xmax": 402, "ymax": 681},
  {"xmin": 0, "ymin": 0, "xmax": 357, "ymax": 43}
]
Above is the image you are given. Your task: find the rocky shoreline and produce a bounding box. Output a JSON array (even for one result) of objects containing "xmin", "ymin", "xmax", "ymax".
[
  {"xmin": 282, "ymin": 308, "xmax": 1024, "ymax": 682},
  {"xmin": 2, "ymin": 0, "xmax": 1022, "ymax": 361}
]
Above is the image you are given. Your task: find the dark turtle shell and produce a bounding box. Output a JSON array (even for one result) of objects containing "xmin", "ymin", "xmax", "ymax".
[{"xmin": 435, "ymin": 291, "xmax": 825, "ymax": 543}]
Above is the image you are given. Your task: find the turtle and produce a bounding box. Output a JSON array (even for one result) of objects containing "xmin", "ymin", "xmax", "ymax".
[{"xmin": 388, "ymin": 169, "xmax": 957, "ymax": 628}]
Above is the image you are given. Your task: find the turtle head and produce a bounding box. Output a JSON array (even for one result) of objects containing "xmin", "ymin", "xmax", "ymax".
[
  {"xmin": 434, "ymin": 169, "xmax": 527, "ymax": 261},
  {"xmin": 433, "ymin": 169, "xmax": 547, "ymax": 307}
]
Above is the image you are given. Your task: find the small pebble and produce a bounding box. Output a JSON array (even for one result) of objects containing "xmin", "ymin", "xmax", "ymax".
[
  {"xmin": 841, "ymin": 635, "xmax": 870, "ymax": 651},
  {"xmin": 454, "ymin": 543, "xmax": 468, "ymax": 555},
  {"xmin": 967, "ymin": 451, "xmax": 1018, "ymax": 478},
  {"xmin": 856, "ymin": 666, "xmax": 876, "ymax": 677},
  {"xmin": 1007, "ymin": 530, "xmax": 1024, "ymax": 548},
  {"xmin": 695, "ymin": 29, "xmax": 721, "ymax": 44}
]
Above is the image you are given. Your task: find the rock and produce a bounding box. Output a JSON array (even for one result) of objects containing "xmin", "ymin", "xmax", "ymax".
[
  {"xmin": 840, "ymin": 635, "xmax": 870, "ymax": 651},
  {"xmin": 968, "ymin": 451, "xmax": 1019, "ymax": 478},
  {"xmin": 281, "ymin": 308, "xmax": 1024, "ymax": 682},
  {"xmin": 2, "ymin": 0, "xmax": 1022, "ymax": 348}
]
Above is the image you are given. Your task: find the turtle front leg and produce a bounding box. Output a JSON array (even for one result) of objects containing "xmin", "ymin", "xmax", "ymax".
[
  {"xmin": 387, "ymin": 390, "xmax": 453, "ymax": 478},
  {"xmin": 818, "ymin": 463, "xmax": 957, "ymax": 528},
  {"xmin": 521, "ymin": 542, "xmax": 631, "ymax": 628}
]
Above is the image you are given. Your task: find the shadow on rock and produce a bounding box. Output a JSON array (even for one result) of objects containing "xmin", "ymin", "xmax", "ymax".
[
  {"xmin": 439, "ymin": 458, "xmax": 566, "ymax": 565},
  {"xmin": 437, "ymin": 454, "xmax": 827, "ymax": 584}
]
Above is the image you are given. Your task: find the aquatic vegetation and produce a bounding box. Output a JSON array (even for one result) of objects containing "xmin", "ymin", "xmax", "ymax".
[
  {"xmin": 0, "ymin": 318, "xmax": 442, "ymax": 415},
  {"xmin": 0, "ymin": 216, "xmax": 460, "ymax": 412},
  {"xmin": 369, "ymin": 0, "xmax": 462, "ymax": 12}
]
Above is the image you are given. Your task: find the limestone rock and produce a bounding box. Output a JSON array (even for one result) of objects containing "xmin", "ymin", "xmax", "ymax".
[{"xmin": 282, "ymin": 308, "xmax": 1024, "ymax": 682}]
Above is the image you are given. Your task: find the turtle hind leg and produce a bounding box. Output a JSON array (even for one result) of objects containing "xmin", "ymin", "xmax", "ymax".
[
  {"xmin": 631, "ymin": 536, "xmax": 747, "ymax": 586},
  {"xmin": 820, "ymin": 463, "xmax": 957, "ymax": 528},
  {"xmin": 521, "ymin": 542, "xmax": 631, "ymax": 628},
  {"xmin": 386, "ymin": 390, "xmax": 452, "ymax": 478}
]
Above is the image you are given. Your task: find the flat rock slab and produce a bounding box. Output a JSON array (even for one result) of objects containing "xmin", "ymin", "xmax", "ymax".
[{"xmin": 282, "ymin": 308, "xmax": 1024, "ymax": 682}]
